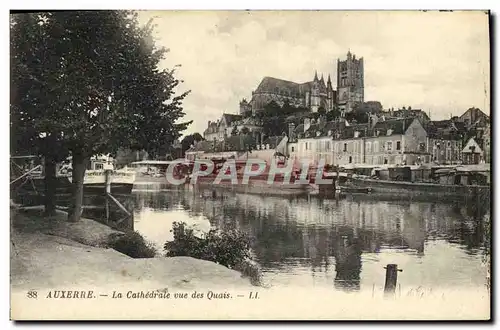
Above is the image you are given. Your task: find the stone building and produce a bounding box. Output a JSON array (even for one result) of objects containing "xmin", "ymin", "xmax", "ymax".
[
  {"xmin": 332, "ymin": 124, "xmax": 370, "ymax": 165},
  {"xmin": 461, "ymin": 137, "xmax": 484, "ymax": 165},
  {"xmin": 459, "ymin": 107, "xmax": 490, "ymax": 129},
  {"xmin": 243, "ymin": 74, "xmax": 337, "ymax": 115},
  {"xmin": 385, "ymin": 107, "xmax": 431, "ymax": 125},
  {"xmin": 289, "ymin": 117, "xmax": 347, "ymax": 165},
  {"xmin": 360, "ymin": 118, "xmax": 428, "ymax": 166},
  {"xmin": 203, "ymin": 113, "xmax": 243, "ymax": 142},
  {"xmin": 424, "ymin": 120, "xmax": 464, "ymax": 165},
  {"xmin": 239, "ymin": 50, "xmax": 368, "ymax": 116},
  {"xmin": 337, "ymin": 51, "xmax": 364, "ymax": 115}
]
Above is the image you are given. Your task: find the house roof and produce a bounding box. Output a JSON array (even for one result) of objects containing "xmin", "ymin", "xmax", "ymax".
[
  {"xmin": 262, "ymin": 136, "xmax": 284, "ymax": 148},
  {"xmin": 462, "ymin": 137, "xmax": 484, "ymax": 153},
  {"xmin": 297, "ymin": 120, "xmax": 348, "ymax": 139},
  {"xmin": 221, "ymin": 113, "xmax": 243, "ymax": 125},
  {"xmin": 424, "ymin": 120, "xmax": 463, "ymax": 140},
  {"xmin": 372, "ymin": 118, "xmax": 415, "ymax": 135},
  {"xmin": 255, "ymin": 77, "xmax": 313, "ymax": 97},
  {"xmin": 339, "ymin": 124, "xmax": 370, "ymax": 139}
]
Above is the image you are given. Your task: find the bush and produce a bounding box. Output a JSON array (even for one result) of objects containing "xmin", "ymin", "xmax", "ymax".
[
  {"xmin": 164, "ymin": 222, "xmax": 251, "ymax": 270},
  {"xmin": 108, "ymin": 231, "xmax": 157, "ymax": 258}
]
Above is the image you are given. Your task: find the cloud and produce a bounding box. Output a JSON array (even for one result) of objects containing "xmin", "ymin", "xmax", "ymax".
[{"xmin": 138, "ymin": 10, "xmax": 490, "ymax": 135}]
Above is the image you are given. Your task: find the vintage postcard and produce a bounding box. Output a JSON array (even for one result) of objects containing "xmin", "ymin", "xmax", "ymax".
[{"xmin": 10, "ymin": 10, "xmax": 491, "ymax": 320}]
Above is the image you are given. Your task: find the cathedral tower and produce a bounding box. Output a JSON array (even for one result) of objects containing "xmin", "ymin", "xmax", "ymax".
[{"xmin": 336, "ymin": 51, "xmax": 364, "ymax": 115}]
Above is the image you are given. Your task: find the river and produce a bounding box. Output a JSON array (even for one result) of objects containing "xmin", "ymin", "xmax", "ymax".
[{"xmin": 130, "ymin": 187, "xmax": 490, "ymax": 294}]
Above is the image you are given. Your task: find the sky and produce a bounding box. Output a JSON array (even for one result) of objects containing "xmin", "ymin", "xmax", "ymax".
[{"xmin": 137, "ymin": 10, "xmax": 490, "ymax": 135}]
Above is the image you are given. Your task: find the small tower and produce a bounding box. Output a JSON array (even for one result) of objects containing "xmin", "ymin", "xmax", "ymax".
[
  {"xmin": 311, "ymin": 71, "xmax": 321, "ymax": 113},
  {"xmin": 327, "ymin": 74, "xmax": 334, "ymax": 111}
]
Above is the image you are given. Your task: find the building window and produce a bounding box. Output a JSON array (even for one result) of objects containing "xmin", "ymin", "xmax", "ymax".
[
  {"xmin": 366, "ymin": 142, "xmax": 372, "ymax": 153},
  {"xmin": 447, "ymin": 141, "xmax": 451, "ymax": 147},
  {"xmin": 291, "ymin": 146, "xmax": 295, "ymax": 152},
  {"xmin": 334, "ymin": 143, "xmax": 339, "ymax": 153},
  {"xmin": 349, "ymin": 156, "xmax": 353, "ymax": 163},
  {"xmin": 387, "ymin": 141, "xmax": 393, "ymax": 151},
  {"xmin": 343, "ymin": 143, "xmax": 348, "ymax": 152},
  {"xmin": 374, "ymin": 142, "xmax": 379, "ymax": 153},
  {"xmin": 325, "ymin": 141, "xmax": 330, "ymax": 151},
  {"xmin": 396, "ymin": 141, "xmax": 401, "ymax": 150},
  {"xmin": 305, "ymin": 142, "xmax": 308, "ymax": 151}
]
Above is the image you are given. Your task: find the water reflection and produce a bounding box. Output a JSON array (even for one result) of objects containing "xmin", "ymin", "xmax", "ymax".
[{"xmin": 132, "ymin": 187, "xmax": 489, "ymax": 293}]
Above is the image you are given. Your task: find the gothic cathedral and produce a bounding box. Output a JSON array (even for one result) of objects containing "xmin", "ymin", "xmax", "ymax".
[{"xmin": 240, "ymin": 51, "xmax": 364, "ymax": 116}]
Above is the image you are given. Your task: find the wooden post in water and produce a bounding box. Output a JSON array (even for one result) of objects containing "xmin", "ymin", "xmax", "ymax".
[
  {"xmin": 105, "ymin": 169, "xmax": 112, "ymax": 222},
  {"xmin": 384, "ymin": 264, "xmax": 402, "ymax": 297}
]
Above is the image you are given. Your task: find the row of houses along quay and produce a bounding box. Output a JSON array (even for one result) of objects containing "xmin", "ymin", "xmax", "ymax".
[{"xmin": 188, "ymin": 52, "xmax": 491, "ymax": 168}]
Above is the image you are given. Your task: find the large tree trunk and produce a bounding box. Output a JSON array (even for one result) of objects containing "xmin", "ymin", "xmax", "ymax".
[
  {"xmin": 43, "ymin": 156, "xmax": 57, "ymax": 216},
  {"xmin": 67, "ymin": 151, "xmax": 88, "ymax": 222}
]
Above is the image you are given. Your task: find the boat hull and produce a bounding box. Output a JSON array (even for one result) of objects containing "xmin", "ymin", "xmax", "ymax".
[
  {"xmin": 188, "ymin": 175, "xmax": 313, "ymax": 196},
  {"xmin": 350, "ymin": 177, "xmax": 490, "ymax": 201}
]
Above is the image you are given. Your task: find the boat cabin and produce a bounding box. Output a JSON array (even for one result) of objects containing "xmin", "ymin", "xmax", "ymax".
[{"xmin": 434, "ymin": 165, "xmax": 490, "ymax": 186}]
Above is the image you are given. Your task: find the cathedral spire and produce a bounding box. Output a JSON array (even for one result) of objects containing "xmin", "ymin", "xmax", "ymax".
[
  {"xmin": 320, "ymin": 74, "xmax": 324, "ymax": 83},
  {"xmin": 314, "ymin": 70, "xmax": 318, "ymax": 81},
  {"xmin": 327, "ymin": 74, "xmax": 332, "ymax": 84}
]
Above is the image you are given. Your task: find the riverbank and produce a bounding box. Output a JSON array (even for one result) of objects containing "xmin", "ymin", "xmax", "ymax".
[{"xmin": 10, "ymin": 208, "xmax": 254, "ymax": 293}]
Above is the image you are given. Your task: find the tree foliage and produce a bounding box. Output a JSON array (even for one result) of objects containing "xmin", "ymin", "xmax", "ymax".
[
  {"xmin": 164, "ymin": 222, "xmax": 252, "ymax": 270},
  {"xmin": 240, "ymin": 126, "xmax": 250, "ymax": 135},
  {"xmin": 180, "ymin": 132, "xmax": 204, "ymax": 156},
  {"xmin": 326, "ymin": 108, "xmax": 342, "ymax": 121},
  {"xmin": 255, "ymin": 101, "xmax": 308, "ymax": 137},
  {"xmin": 10, "ymin": 11, "xmax": 191, "ymax": 221}
]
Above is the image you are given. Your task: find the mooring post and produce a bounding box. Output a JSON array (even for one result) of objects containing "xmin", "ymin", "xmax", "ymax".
[
  {"xmin": 105, "ymin": 169, "xmax": 112, "ymax": 222},
  {"xmin": 129, "ymin": 211, "xmax": 135, "ymax": 232},
  {"xmin": 384, "ymin": 264, "xmax": 402, "ymax": 297}
]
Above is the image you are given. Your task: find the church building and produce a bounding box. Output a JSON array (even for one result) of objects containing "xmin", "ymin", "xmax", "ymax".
[{"xmin": 239, "ymin": 51, "xmax": 364, "ymax": 116}]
